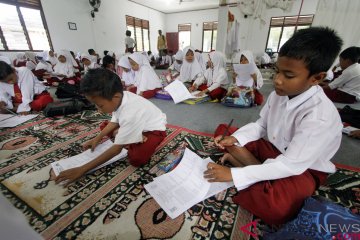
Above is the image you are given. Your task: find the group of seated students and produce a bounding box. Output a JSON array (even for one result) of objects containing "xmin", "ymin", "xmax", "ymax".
[{"xmin": 0, "ymin": 27, "xmax": 360, "ymax": 227}]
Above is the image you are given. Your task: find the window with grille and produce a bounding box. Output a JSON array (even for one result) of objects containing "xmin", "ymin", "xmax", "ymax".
[
  {"xmin": 202, "ymin": 21, "xmax": 217, "ymax": 52},
  {"xmin": 0, "ymin": 0, "xmax": 52, "ymax": 51},
  {"xmin": 178, "ymin": 23, "xmax": 191, "ymax": 50},
  {"xmin": 126, "ymin": 15, "xmax": 150, "ymax": 52},
  {"xmin": 265, "ymin": 15, "xmax": 313, "ymax": 53}
]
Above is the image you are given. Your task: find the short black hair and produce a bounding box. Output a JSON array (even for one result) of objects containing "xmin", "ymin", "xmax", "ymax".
[
  {"xmin": 0, "ymin": 61, "xmax": 14, "ymax": 82},
  {"xmin": 279, "ymin": 27, "xmax": 343, "ymax": 76},
  {"xmin": 88, "ymin": 49, "xmax": 95, "ymax": 55},
  {"xmin": 340, "ymin": 46, "xmax": 360, "ymax": 63},
  {"xmin": 102, "ymin": 55, "xmax": 115, "ymax": 68},
  {"xmin": 103, "ymin": 50, "xmax": 109, "ymax": 56},
  {"xmin": 126, "ymin": 30, "xmax": 131, "ymax": 36},
  {"xmin": 80, "ymin": 68, "xmax": 123, "ymax": 100}
]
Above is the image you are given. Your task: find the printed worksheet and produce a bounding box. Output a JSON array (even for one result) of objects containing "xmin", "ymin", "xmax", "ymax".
[
  {"xmin": 145, "ymin": 148, "xmax": 233, "ymax": 219},
  {"xmin": 51, "ymin": 140, "xmax": 128, "ymax": 176},
  {"xmin": 233, "ymin": 63, "xmax": 256, "ymax": 81},
  {"xmin": 0, "ymin": 114, "xmax": 38, "ymax": 128},
  {"xmin": 165, "ymin": 80, "xmax": 207, "ymax": 104}
]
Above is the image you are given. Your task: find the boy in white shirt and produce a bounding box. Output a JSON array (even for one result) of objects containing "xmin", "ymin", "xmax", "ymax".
[
  {"xmin": 204, "ymin": 27, "xmax": 343, "ymax": 225},
  {"xmin": 322, "ymin": 46, "xmax": 360, "ymax": 103},
  {"xmin": 55, "ymin": 68, "xmax": 167, "ymax": 185},
  {"xmin": 125, "ymin": 30, "xmax": 136, "ymax": 54}
]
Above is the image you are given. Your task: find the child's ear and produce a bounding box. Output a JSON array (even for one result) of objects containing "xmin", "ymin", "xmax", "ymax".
[
  {"xmin": 113, "ymin": 92, "xmax": 122, "ymax": 99},
  {"xmin": 310, "ymin": 72, "xmax": 326, "ymax": 85}
]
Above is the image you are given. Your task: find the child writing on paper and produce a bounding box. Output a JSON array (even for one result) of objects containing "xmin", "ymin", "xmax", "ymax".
[
  {"xmin": 45, "ymin": 51, "xmax": 76, "ymax": 86},
  {"xmin": 189, "ymin": 51, "xmax": 229, "ymax": 101},
  {"xmin": 118, "ymin": 56, "xmax": 136, "ymax": 89},
  {"xmin": 322, "ymin": 46, "xmax": 360, "ymax": 103},
  {"xmin": 176, "ymin": 46, "xmax": 204, "ymax": 85},
  {"xmin": 81, "ymin": 54, "xmax": 100, "ymax": 73},
  {"xmin": 54, "ymin": 68, "xmax": 167, "ymax": 185},
  {"xmin": 0, "ymin": 62, "xmax": 53, "ymax": 114},
  {"xmin": 204, "ymin": 27, "xmax": 343, "ymax": 225},
  {"xmin": 231, "ymin": 50, "xmax": 264, "ymax": 105},
  {"xmin": 127, "ymin": 53, "xmax": 163, "ymax": 99}
]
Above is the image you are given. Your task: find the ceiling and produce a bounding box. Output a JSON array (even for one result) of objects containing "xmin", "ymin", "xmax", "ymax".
[{"xmin": 129, "ymin": 0, "xmax": 221, "ymax": 14}]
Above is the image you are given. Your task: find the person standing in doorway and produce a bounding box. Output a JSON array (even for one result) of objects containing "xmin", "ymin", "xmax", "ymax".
[
  {"xmin": 125, "ymin": 30, "xmax": 136, "ymax": 54},
  {"xmin": 157, "ymin": 30, "xmax": 167, "ymax": 57}
]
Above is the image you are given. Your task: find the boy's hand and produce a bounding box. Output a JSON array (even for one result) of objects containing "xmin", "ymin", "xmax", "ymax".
[
  {"xmin": 188, "ymin": 85, "xmax": 196, "ymax": 92},
  {"xmin": 0, "ymin": 101, "xmax": 6, "ymax": 109},
  {"xmin": 195, "ymin": 90, "xmax": 206, "ymax": 97},
  {"xmin": 349, "ymin": 130, "xmax": 360, "ymax": 139},
  {"xmin": 83, "ymin": 136, "xmax": 101, "ymax": 151},
  {"xmin": 142, "ymin": 135, "xmax": 148, "ymax": 143},
  {"xmin": 54, "ymin": 167, "xmax": 85, "ymax": 187},
  {"xmin": 18, "ymin": 111, "xmax": 30, "ymax": 115},
  {"xmin": 214, "ymin": 135, "xmax": 238, "ymax": 150},
  {"xmin": 203, "ymin": 163, "xmax": 232, "ymax": 182}
]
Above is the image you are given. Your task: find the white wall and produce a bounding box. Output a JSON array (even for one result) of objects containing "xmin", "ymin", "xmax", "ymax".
[
  {"xmin": 165, "ymin": 9, "xmax": 219, "ymax": 51},
  {"xmin": 40, "ymin": 0, "xmax": 165, "ymax": 56},
  {"xmin": 217, "ymin": 0, "xmax": 318, "ymax": 57}
]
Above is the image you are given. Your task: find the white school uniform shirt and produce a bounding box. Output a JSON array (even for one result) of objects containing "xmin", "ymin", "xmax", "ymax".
[
  {"xmin": 328, "ymin": 63, "xmax": 360, "ymax": 98},
  {"xmin": 125, "ymin": 36, "xmax": 136, "ymax": 48},
  {"xmin": 0, "ymin": 67, "xmax": 46, "ymax": 113},
  {"xmin": 129, "ymin": 53, "xmax": 162, "ymax": 94},
  {"xmin": 35, "ymin": 61, "xmax": 53, "ymax": 72},
  {"xmin": 161, "ymin": 55, "xmax": 172, "ymax": 65},
  {"xmin": 53, "ymin": 51, "xmax": 75, "ymax": 78},
  {"xmin": 230, "ymin": 86, "xmax": 342, "ymax": 191},
  {"xmin": 194, "ymin": 51, "xmax": 229, "ymax": 91},
  {"xmin": 234, "ymin": 51, "xmax": 263, "ymax": 89},
  {"xmin": 111, "ymin": 91, "xmax": 167, "ymax": 145}
]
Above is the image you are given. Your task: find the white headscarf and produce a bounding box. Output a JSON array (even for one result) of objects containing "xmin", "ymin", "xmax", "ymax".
[
  {"xmin": 61, "ymin": 49, "xmax": 78, "ymax": 68},
  {"xmin": 172, "ymin": 50, "xmax": 183, "ymax": 72},
  {"xmin": 53, "ymin": 50, "xmax": 75, "ymax": 78},
  {"xmin": 195, "ymin": 52, "xmax": 206, "ymax": 71},
  {"xmin": 0, "ymin": 56, "xmax": 11, "ymax": 65},
  {"xmin": 118, "ymin": 56, "xmax": 135, "ymax": 86},
  {"xmin": 47, "ymin": 51, "xmax": 58, "ymax": 65},
  {"xmin": 204, "ymin": 51, "xmax": 228, "ymax": 87},
  {"xmin": 15, "ymin": 52, "xmax": 26, "ymax": 65},
  {"xmin": 128, "ymin": 53, "xmax": 162, "ymax": 94},
  {"xmin": 234, "ymin": 50, "xmax": 263, "ymax": 89},
  {"xmin": 35, "ymin": 51, "xmax": 53, "ymax": 72},
  {"xmin": 179, "ymin": 46, "xmax": 203, "ymax": 83},
  {"xmin": 81, "ymin": 53, "xmax": 99, "ymax": 72}
]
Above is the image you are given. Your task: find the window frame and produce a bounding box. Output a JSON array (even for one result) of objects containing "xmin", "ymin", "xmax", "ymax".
[
  {"xmin": 202, "ymin": 21, "xmax": 217, "ymax": 53},
  {"xmin": 125, "ymin": 15, "xmax": 150, "ymax": 52},
  {"xmin": 265, "ymin": 14, "xmax": 313, "ymax": 53},
  {"xmin": 178, "ymin": 23, "xmax": 191, "ymax": 50},
  {"xmin": 0, "ymin": 0, "xmax": 53, "ymax": 52}
]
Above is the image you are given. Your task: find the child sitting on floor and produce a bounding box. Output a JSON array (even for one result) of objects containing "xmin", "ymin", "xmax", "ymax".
[
  {"xmin": 118, "ymin": 56, "xmax": 136, "ymax": 89},
  {"xmin": 81, "ymin": 54, "xmax": 100, "ymax": 74},
  {"xmin": 189, "ymin": 51, "xmax": 229, "ymax": 101},
  {"xmin": 176, "ymin": 46, "xmax": 204, "ymax": 85},
  {"xmin": 127, "ymin": 53, "xmax": 162, "ymax": 99},
  {"xmin": 322, "ymin": 46, "xmax": 360, "ymax": 103},
  {"xmin": 0, "ymin": 62, "xmax": 53, "ymax": 114},
  {"xmin": 204, "ymin": 27, "xmax": 343, "ymax": 225},
  {"xmin": 54, "ymin": 68, "xmax": 167, "ymax": 186}
]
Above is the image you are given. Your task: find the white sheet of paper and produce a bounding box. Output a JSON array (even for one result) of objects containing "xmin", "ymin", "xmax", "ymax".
[
  {"xmin": 342, "ymin": 126, "xmax": 359, "ymax": 135},
  {"xmin": 51, "ymin": 140, "xmax": 128, "ymax": 176},
  {"xmin": 145, "ymin": 148, "xmax": 233, "ymax": 219},
  {"xmin": 164, "ymin": 80, "xmax": 206, "ymax": 104},
  {"xmin": 0, "ymin": 114, "xmax": 38, "ymax": 128},
  {"xmin": 233, "ymin": 63, "xmax": 256, "ymax": 81}
]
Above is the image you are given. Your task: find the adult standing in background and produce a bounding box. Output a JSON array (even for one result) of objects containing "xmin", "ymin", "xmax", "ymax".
[
  {"xmin": 157, "ymin": 30, "xmax": 167, "ymax": 56},
  {"xmin": 125, "ymin": 30, "xmax": 136, "ymax": 54}
]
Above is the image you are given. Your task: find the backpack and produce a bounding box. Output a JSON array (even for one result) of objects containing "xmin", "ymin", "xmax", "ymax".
[
  {"xmin": 43, "ymin": 99, "xmax": 95, "ymax": 117},
  {"xmin": 222, "ymin": 88, "xmax": 254, "ymax": 108},
  {"xmin": 55, "ymin": 82, "xmax": 81, "ymax": 99}
]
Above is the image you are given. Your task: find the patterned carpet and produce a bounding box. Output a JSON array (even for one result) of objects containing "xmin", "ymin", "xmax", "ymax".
[{"xmin": 0, "ymin": 111, "xmax": 359, "ymax": 239}]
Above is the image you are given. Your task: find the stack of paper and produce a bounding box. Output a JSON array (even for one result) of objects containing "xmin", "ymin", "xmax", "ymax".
[
  {"xmin": 164, "ymin": 80, "xmax": 208, "ymax": 104},
  {"xmin": 342, "ymin": 126, "xmax": 359, "ymax": 135},
  {"xmin": 145, "ymin": 148, "xmax": 233, "ymax": 219},
  {"xmin": 0, "ymin": 114, "xmax": 38, "ymax": 128},
  {"xmin": 51, "ymin": 140, "xmax": 128, "ymax": 176}
]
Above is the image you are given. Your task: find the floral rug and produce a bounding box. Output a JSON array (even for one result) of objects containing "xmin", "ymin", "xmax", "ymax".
[{"xmin": 0, "ymin": 111, "xmax": 359, "ymax": 239}]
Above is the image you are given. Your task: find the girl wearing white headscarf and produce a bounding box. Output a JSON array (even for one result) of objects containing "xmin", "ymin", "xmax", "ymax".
[
  {"xmin": 118, "ymin": 55, "xmax": 136, "ymax": 88},
  {"xmin": 46, "ymin": 50, "xmax": 75, "ymax": 86},
  {"xmin": 47, "ymin": 50, "xmax": 58, "ymax": 66},
  {"xmin": 35, "ymin": 51, "xmax": 53, "ymax": 73},
  {"xmin": 195, "ymin": 51, "xmax": 206, "ymax": 71},
  {"xmin": 25, "ymin": 52, "xmax": 37, "ymax": 71},
  {"xmin": 177, "ymin": 46, "xmax": 204, "ymax": 84},
  {"xmin": 232, "ymin": 50, "xmax": 264, "ymax": 105},
  {"xmin": 168, "ymin": 50, "xmax": 183, "ymax": 73},
  {"xmin": 190, "ymin": 51, "xmax": 229, "ymax": 100},
  {"xmin": 13, "ymin": 52, "xmax": 27, "ymax": 67},
  {"xmin": 81, "ymin": 54, "xmax": 100, "ymax": 73},
  {"xmin": 128, "ymin": 52, "xmax": 162, "ymax": 99}
]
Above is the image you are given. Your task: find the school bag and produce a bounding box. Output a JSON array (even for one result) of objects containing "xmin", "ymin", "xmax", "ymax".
[
  {"xmin": 43, "ymin": 99, "xmax": 95, "ymax": 117},
  {"xmin": 222, "ymin": 88, "xmax": 254, "ymax": 108},
  {"xmin": 55, "ymin": 82, "xmax": 82, "ymax": 99}
]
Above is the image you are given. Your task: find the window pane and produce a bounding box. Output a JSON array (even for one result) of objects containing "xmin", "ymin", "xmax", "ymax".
[
  {"xmin": 203, "ymin": 30, "xmax": 212, "ymax": 52},
  {"xmin": 143, "ymin": 28, "xmax": 150, "ymax": 51},
  {"xmin": 135, "ymin": 27, "xmax": 143, "ymax": 51},
  {"xmin": 179, "ymin": 31, "xmax": 190, "ymax": 50},
  {"xmin": 20, "ymin": 7, "xmax": 50, "ymax": 50},
  {"xmin": 266, "ymin": 27, "xmax": 281, "ymax": 52},
  {"xmin": 0, "ymin": 3, "xmax": 29, "ymax": 50},
  {"xmin": 212, "ymin": 30, "xmax": 217, "ymax": 51},
  {"xmin": 0, "ymin": 40, "xmax": 4, "ymax": 50},
  {"xmin": 279, "ymin": 26, "xmax": 295, "ymax": 51},
  {"xmin": 296, "ymin": 25, "xmax": 310, "ymax": 31}
]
